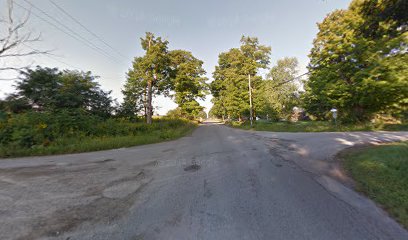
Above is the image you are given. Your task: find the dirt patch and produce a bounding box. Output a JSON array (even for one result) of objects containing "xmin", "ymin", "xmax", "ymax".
[
  {"xmin": 0, "ymin": 164, "xmax": 61, "ymax": 178},
  {"xmin": 16, "ymin": 171, "xmax": 151, "ymax": 240},
  {"xmin": 0, "ymin": 160, "xmax": 117, "ymax": 179}
]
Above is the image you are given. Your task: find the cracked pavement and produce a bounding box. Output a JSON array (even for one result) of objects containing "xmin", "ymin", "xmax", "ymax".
[{"xmin": 0, "ymin": 122, "xmax": 407, "ymax": 239}]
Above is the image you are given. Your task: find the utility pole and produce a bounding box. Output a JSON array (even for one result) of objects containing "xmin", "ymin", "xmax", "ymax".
[{"xmin": 248, "ymin": 74, "xmax": 253, "ymax": 127}]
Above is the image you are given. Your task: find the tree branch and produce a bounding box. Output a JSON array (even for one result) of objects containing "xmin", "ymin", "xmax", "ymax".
[{"xmin": 0, "ymin": 0, "xmax": 47, "ymax": 72}]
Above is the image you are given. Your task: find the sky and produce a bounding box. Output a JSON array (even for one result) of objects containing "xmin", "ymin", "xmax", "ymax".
[{"xmin": 0, "ymin": 0, "xmax": 351, "ymax": 115}]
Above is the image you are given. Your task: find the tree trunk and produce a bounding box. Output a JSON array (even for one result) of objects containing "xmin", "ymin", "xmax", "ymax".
[
  {"xmin": 143, "ymin": 88, "xmax": 147, "ymax": 121},
  {"xmin": 146, "ymin": 80, "xmax": 153, "ymax": 124}
]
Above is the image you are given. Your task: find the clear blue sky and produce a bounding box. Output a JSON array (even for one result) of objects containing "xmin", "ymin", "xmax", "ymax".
[{"xmin": 0, "ymin": 0, "xmax": 351, "ymax": 114}]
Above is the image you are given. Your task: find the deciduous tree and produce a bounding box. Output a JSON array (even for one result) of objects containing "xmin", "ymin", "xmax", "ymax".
[
  {"xmin": 169, "ymin": 50, "xmax": 208, "ymax": 119},
  {"xmin": 303, "ymin": 0, "xmax": 408, "ymax": 122},
  {"xmin": 210, "ymin": 36, "xmax": 271, "ymax": 121}
]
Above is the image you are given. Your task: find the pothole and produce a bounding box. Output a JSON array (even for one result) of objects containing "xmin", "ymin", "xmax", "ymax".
[
  {"xmin": 99, "ymin": 158, "xmax": 115, "ymax": 163},
  {"xmin": 275, "ymin": 163, "xmax": 283, "ymax": 167},
  {"xmin": 184, "ymin": 164, "xmax": 201, "ymax": 172}
]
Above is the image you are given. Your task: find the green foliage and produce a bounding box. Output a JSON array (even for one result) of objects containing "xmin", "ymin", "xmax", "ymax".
[
  {"xmin": 3, "ymin": 67, "xmax": 114, "ymax": 118},
  {"xmin": 123, "ymin": 33, "xmax": 207, "ymax": 122},
  {"xmin": 0, "ymin": 94, "xmax": 31, "ymax": 114},
  {"xmin": 0, "ymin": 113, "xmax": 195, "ymax": 157},
  {"xmin": 343, "ymin": 142, "xmax": 408, "ymax": 228},
  {"xmin": 256, "ymin": 57, "xmax": 300, "ymax": 120},
  {"xmin": 0, "ymin": 110, "xmax": 99, "ymax": 148},
  {"xmin": 303, "ymin": 0, "xmax": 408, "ymax": 122},
  {"xmin": 124, "ymin": 32, "xmax": 171, "ymax": 124},
  {"xmin": 166, "ymin": 107, "xmax": 184, "ymax": 118},
  {"xmin": 230, "ymin": 120, "xmax": 408, "ymax": 132},
  {"xmin": 210, "ymin": 36, "xmax": 271, "ymax": 120},
  {"xmin": 169, "ymin": 50, "xmax": 208, "ymax": 119}
]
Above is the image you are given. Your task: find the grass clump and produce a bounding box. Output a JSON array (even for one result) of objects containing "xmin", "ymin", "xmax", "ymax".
[
  {"xmin": 230, "ymin": 120, "xmax": 408, "ymax": 132},
  {"xmin": 0, "ymin": 111, "xmax": 196, "ymax": 158},
  {"xmin": 342, "ymin": 142, "xmax": 408, "ymax": 228}
]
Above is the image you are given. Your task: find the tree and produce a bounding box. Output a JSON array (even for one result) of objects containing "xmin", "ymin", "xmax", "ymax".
[
  {"xmin": 17, "ymin": 67, "xmax": 60, "ymax": 110},
  {"xmin": 12, "ymin": 66, "xmax": 113, "ymax": 117},
  {"xmin": 125, "ymin": 33, "xmax": 171, "ymax": 124},
  {"xmin": 211, "ymin": 48, "xmax": 248, "ymax": 120},
  {"xmin": 166, "ymin": 107, "xmax": 183, "ymax": 118},
  {"xmin": 303, "ymin": 0, "xmax": 408, "ymax": 122},
  {"xmin": 124, "ymin": 33, "xmax": 207, "ymax": 122},
  {"xmin": 240, "ymin": 36, "xmax": 271, "ymax": 125},
  {"xmin": 169, "ymin": 50, "xmax": 208, "ymax": 119},
  {"xmin": 260, "ymin": 57, "xmax": 300, "ymax": 120},
  {"xmin": 0, "ymin": 94, "xmax": 30, "ymax": 113},
  {"xmin": 209, "ymin": 97, "xmax": 226, "ymax": 120},
  {"xmin": 0, "ymin": 0, "xmax": 47, "ymax": 76},
  {"xmin": 122, "ymin": 57, "xmax": 148, "ymax": 119},
  {"xmin": 210, "ymin": 36, "xmax": 271, "ymax": 121}
]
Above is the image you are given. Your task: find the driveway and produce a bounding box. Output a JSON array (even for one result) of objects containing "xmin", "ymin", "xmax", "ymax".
[{"xmin": 0, "ymin": 123, "xmax": 407, "ymax": 240}]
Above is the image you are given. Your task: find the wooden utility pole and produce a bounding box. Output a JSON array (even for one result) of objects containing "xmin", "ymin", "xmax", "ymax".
[{"xmin": 248, "ymin": 74, "xmax": 253, "ymax": 127}]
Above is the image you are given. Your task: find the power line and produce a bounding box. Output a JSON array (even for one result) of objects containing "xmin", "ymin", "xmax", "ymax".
[
  {"xmin": 15, "ymin": 0, "xmax": 123, "ymax": 64},
  {"xmin": 20, "ymin": 0, "xmax": 122, "ymax": 63},
  {"xmin": 270, "ymin": 71, "xmax": 310, "ymax": 88},
  {"xmin": 48, "ymin": 0, "xmax": 127, "ymax": 60}
]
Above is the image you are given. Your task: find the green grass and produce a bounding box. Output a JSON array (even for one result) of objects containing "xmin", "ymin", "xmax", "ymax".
[
  {"xmin": 230, "ymin": 120, "xmax": 408, "ymax": 132},
  {"xmin": 342, "ymin": 142, "xmax": 408, "ymax": 228},
  {"xmin": 0, "ymin": 121, "xmax": 196, "ymax": 158}
]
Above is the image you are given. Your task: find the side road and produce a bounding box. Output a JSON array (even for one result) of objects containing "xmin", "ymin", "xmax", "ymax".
[
  {"xmin": 250, "ymin": 131, "xmax": 408, "ymax": 179},
  {"xmin": 250, "ymin": 130, "xmax": 408, "ymax": 237}
]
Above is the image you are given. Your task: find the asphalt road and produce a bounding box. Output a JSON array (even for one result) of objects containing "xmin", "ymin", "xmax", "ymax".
[{"xmin": 1, "ymin": 123, "xmax": 407, "ymax": 240}]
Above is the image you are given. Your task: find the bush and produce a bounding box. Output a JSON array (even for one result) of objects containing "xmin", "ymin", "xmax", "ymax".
[{"xmin": 0, "ymin": 112, "xmax": 195, "ymax": 157}]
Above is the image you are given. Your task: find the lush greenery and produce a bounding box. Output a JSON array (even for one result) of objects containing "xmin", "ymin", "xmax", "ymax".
[
  {"xmin": 1, "ymin": 67, "xmax": 114, "ymax": 117},
  {"xmin": 0, "ymin": 63, "xmax": 198, "ymax": 158},
  {"xmin": 210, "ymin": 36, "xmax": 272, "ymax": 121},
  {"xmin": 123, "ymin": 33, "xmax": 208, "ymax": 122},
  {"xmin": 0, "ymin": 111, "xmax": 195, "ymax": 157},
  {"xmin": 209, "ymin": 38, "xmax": 306, "ymax": 122},
  {"xmin": 257, "ymin": 57, "xmax": 301, "ymax": 120},
  {"xmin": 210, "ymin": 0, "xmax": 407, "ymax": 124},
  {"xmin": 230, "ymin": 120, "xmax": 408, "ymax": 132},
  {"xmin": 303, "ymin": 0, "xmax": 408, "ymax": 122},
  {"xmin": 2, "ymin": 0, "xmax": 407, "ymax": 157},
  {"xmin": 167, "ymin": 107, "xmax": 207, "ymax": 120},
  {"xmin": 342, "ymin": 142, "xmax": 408, "ymax": 228}
]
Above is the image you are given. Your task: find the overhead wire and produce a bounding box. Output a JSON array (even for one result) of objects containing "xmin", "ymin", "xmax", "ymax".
[
  {"xmin": 15, "ymin": 0, "xmax": 124, "ymax": 64},
  {"xmin": 48, "ymin": 0, "xmax": 128, "ymax": 60}
]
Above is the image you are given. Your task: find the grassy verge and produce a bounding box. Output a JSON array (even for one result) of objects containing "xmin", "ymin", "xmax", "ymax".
[
  {"xmin": 230, "ymin": 120, "xmax": 408, "ymax": 132},
  {"xmin": 0, "ymin": 120, "xmax": 196, "ymax": 158},
  {"xmin": 342, "ymin": 142, "xmax": 408, "ymax": 228}
]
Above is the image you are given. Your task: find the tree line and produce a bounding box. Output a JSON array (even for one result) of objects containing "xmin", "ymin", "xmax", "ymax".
[
  {"xmin": 303, "ymin": 0, "xmax": 407, "ymax": 122},
  {"xmin": 209, "ymin": 37, "xmax": 301, "ymax": 122},
  {"xmin": 1, "ymin": 0, "xmax": 407, "ymax": 127},
  {"xmin": 210, "ymin": 0, "xmax": 407, "ymax": 123}
]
